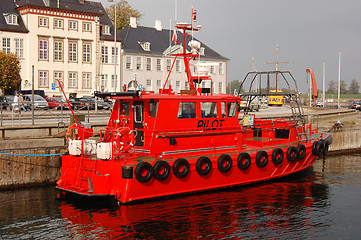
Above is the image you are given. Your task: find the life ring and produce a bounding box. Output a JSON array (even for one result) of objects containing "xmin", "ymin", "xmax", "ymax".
[
  {"xmin": 66, "ymin": 123, "xmax": 93, "ymax": 140},
  {"xmin": 114, "ymin": 127, "xmax": 135, "ymax": 153},
  {"xmin": 173, "ymin": 158, "xmax": 190, "ymax": 178},
  {"xmin": 272, "ymin": 148, "xmax": 284, "ymax": 165},
  {"xmin": 153, "ymin": 160, "xmax": 171, "ymax": 181},
  {"xmin": 237, "ymin": 152, "xmax": 251, "ymax": 170},
  {"xmin": 287, "ymin": 146, "xmax": 298, "ymax": 162},
  {"xmin": 196, "ymin": 157, "xmax": 212, "ymax": 176},
  {"xmin": 256, "ymin": 151, "xmax": 268, "ymax": 168},
  {"xmin": 134, "ymin": 162, "xmax": 153, "ymax": 183},
  {"xmin": 217, "ymin": 154, "xmax": 232, "ymax": 173},
  {"xmin": 297, "ymin": 144, "xmax": 307, "ymax": 160}
]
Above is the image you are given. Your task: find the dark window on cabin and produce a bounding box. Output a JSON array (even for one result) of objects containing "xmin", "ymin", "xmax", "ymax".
[
  {"xmin": 178, "ymin": 102, "xmax": 196, "ymax": 119},
  {"xmin": 149, "ymin": 101, "xmax": 158, "ymax": 117},
  {"xmin": 275, "ymin": 129, "xmax": 290, "ymax": 139},
  {"xmin": 201, "ymin": 102, "xmax": 217, "ymax": 118},
  {"xmin": 120, "ymin": 102, "xmax": 130, "ymax": 116},
  {"xmin": 221, "ymin": 102, "xmax": 227, "ymax": 118},
  {"xmin": 227, "ymin": 102, "xmax": 237, "ymax": 117}
]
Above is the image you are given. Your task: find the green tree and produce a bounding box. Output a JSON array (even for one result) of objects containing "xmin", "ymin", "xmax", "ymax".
[
  {"xmin": 0, "ymin": 51, "xmax": 21, "ymax": 90},
  {"xmin": 349, "ymin": 79, "xmax": 360, "ymax": 94},
  {"xmin": 106, "ymin": 0, "xmax": 143, "ymax": 31},
  {"xmin": 327, "ymin": 80, "xmax": 336, "ymax": 94},
  {"xmin": 340, "ymin": 80, "xmax": 347, "ymax": 94}
]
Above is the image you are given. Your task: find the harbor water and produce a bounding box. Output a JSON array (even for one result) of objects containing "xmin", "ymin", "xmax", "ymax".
[{"xmin": 1, "ymin": 153, "xmax": 361, "ymax": 239}]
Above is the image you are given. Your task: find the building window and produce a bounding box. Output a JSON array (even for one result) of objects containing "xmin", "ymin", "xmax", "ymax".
[
  {"xmin": 136, "ymin": 57, "xmax": 142, "ymax": 70},
  {"xmin": 69, "ymin": 42, "xmax": 77, "ymax": 62},
  {"xmin": 175, "ymin": 60, "xmax": 181, "ymax": 72},
  {"xmin": 54, "ymin": 40, "xmax": 63, "ymax": 61},
  {"xmin": 210, "ymin": 66, "xmax": 215, "ymax": 74},
  {"xmin": 69, "ymin": 21, "xmax": 77, "ymax": 30},
  {"xmin": 54, "ymin": 19, "xmax": 63, "ymax": 29},
  {"xmin": 157, "ymin": 80, "xmax": 161, "ymax": 88},
  {"xmin": 102, "ymin": 46, "xmax": 108, "ymax": 63},
  {"xmin": 5, "ymin": 14, "xmax": 18, "ymax": 25},
  {"xmin": 156, "ymin": 58, "xmax": 162, "ymax": 71},
  {"xmin": 146, "ymin": 79, "xmax": 152, "ymax": 90},
  {"xmin": 68, "ymin": 72, "xmax": 77, "ymax": 88},
  {"xmin": 101, "ymin": 74, "xmax": 108, "ymax": 88},
  {"xmin": 82, "ymin": 72, "xmax": 91, "ymax": 89},
  {"xmin": 166, "ymin": 59, "xmax": 171, "ymax": 71},
  {"xmin": 2, "ymin": 38, "xmax": 10, "ymax": 53},
  {"xmin": 39, "ymin": 17, "xmax": 48, "ymax": 27},
  {"xmin": 126, "ymin": 56, "xmax": 132, "ymax": 69},
  {"xmin": 102, "ymin": 25, "xmax": 110, "ymax": 35},
  {"xmin": 54, "ymin": 71, "xmax": 63, "ymax": 87},
  {"xmin": 219, "ymin": 63, "xmax": 224, "ymax": 74},
  {"xmin": 83, "ymin": 42, "xmax": 91, "ymax": 63},
  {"xmin": 111, "ymin": 75, "xmax": 117, "ymax": 88},
  {"xmin": 200, "ymin": 47, "xmax": 205, "ymax": 55},
  {"xmin": 146, "ymin": 57, "xmax": 152, "ymax": 71},
  {"xmin": 39, "ymin": 71, "xmax": 49, "ymax": 88},
  {"xmin": 15, "ymin": 39, "xmax": 23, "ymax": 58},
  {"xmin": 83, "ymin": 22, "xmax": 91, "ymax": 32},
  {"xmin": 218, "ymin": 82, "xmax": 223, "ymax": 93},
  {"xmin": 111, "ymin": 47, "xmax": 118, "ymax": 64},
  {"xmin": 139, "ymin": 42, "xmax": 150, "ymax": 51},
  {"xmin": 39, "ymin": 39, "xmax": 48, "ymax": 60},
  {"xmin": 185, "ymin": 81, "xmax": 189, "ymax": 90}
]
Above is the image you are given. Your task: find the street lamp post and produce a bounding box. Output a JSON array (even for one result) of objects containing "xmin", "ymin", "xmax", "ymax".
[{"xmin": 108, "ymin": 0, "xmax": 117, "ymax": 92}]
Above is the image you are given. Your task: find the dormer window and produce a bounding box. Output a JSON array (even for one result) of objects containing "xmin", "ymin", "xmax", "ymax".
[
  {"xmin": 139, "ymin": 42, "xmax": 151, "ymax": 51},
  {"xmin": 4, "ymin": 13, "xmax": 18, "ymax": 25},
  {"xmin": 200, "ymin": 47, "xmax": 205, "ymax": 56},
  {"xmin": 102, "ymin": 25, "xmax": 110, "ymax": 35}
]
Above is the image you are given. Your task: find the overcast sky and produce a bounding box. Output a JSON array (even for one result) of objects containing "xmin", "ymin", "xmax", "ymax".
[{"xmin": 100, "ymin": 0, "xmax": 361, "ymax": 93}]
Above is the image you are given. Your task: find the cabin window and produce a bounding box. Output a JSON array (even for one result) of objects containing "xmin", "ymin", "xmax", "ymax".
[
  {"xmin": 134, "ymin": 105, "xmax": 143, "ymax": 123},
  {"xmin": 221, "ymin": 102, "xmax": 227, "ymax": 118},
  {"xmin": 149, "ymin": 101, "xmax": 158, "ymax": 117},
  {"xmin": 120, "ymin": 102, "xmax": 130, "ymax": 116},
  {"xmin": 227, "ymin": 102, "xmax": 237, "ymax": 117},
  {"xmin": 201, "ymin": 102, "xmax": 217, "ymax": 118},
  {"xmin": 178, "ymin": 102, "xmax": 196, "ymax": 119}
]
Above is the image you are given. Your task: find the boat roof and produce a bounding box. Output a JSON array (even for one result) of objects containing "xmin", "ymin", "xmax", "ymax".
[{"xmin": 109, "ymin": 92, "xmax": 241, "ymax": 101}]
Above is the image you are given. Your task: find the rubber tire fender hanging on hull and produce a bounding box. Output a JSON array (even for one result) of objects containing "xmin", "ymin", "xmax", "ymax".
[
  {"xmin": 237, "ymin": 152, "xmax": 251, "ymax": 170},
  {"xmin": 196, "ymin": 157, "xmax": 212, "ymax": 176},
  {"xmin": 135, "ymin": 162, "xmax": 153, "ymax": 183},
  {"xmin": 287, "ymin": 146, "xmax": 298, "ymax": 162},
  {"xmin": 256, "ymin": 151, "xmax": 268, "ymax": 168},
  {"xmin": 217, "ymin": 154, "xmax": 233, "ymax": 173},
  {"xmin": 153, "ymin": 160, "xmax": 171, "ymax": 181},
  {"xmin": 173, "ymin": 158, "xmax": 190, "ymax": 178},
  {"xmin": 272, "ymin": 148, "xmax": 284, "ymax": 165},
  {"xmin": 297, "ymin": 144, "xmax": 307, "ymax": 160}
]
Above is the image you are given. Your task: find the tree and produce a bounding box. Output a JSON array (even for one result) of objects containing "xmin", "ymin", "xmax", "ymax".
[
  {"xmin": 0, "ymin": 51, "xmax": 21, "ymax": 90},
  {"xmin": 327, "ymin": 80, "xmax": 336, "ymax": 94},
  {"xmin": 349, "ymin": 79, "xmax": 360, "ymax": 94},
  {"xmin": 340, "ymin": 80, "xmax": 347, "ymax": 94},
  {"xmin": 227, "ymin": 80, "xmax": 243, "ymax": 95},
  {"xmin": 106, "ymin": 0, "xmax": 143, "ymax": 31}
]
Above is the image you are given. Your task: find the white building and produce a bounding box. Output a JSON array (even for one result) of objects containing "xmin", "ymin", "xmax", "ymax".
[
  {"xmin": 118, "ymin": 18, "xmax": 228, "ymax": 94},
  {"xmin": 0, "ymin": 0, "xmax": 120, "ymax": 97}
]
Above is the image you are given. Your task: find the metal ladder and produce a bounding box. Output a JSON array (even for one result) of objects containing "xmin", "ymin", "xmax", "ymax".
[{"xmin": 288, "ymin": 94, "xmax": 308, "ymax": 142}]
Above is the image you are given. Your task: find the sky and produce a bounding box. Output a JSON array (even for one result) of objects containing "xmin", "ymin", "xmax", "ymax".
[{"xmin": 100, "ymin": 0, "xmax": 361, "ymax": 93}]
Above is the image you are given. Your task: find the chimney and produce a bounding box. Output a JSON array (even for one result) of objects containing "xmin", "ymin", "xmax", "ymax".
[
  {"xmin": 155, "ymin": 19, "xmax": 162, "ymax": 31},
  {"xmin": 79, "ymin": 0, "xmax": 85, "ymax": 4},
  {"xmin": 130, "ymin": 17, "xmax": 137, "ymax": 28}
]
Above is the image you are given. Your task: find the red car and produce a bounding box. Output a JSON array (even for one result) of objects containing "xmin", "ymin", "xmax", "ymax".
[{"xmin": 45, "ymin": 97, "xmax": 72, "ymax": 110}]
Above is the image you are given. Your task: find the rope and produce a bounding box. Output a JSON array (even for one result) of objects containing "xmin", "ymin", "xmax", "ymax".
[{"xmin": 0, "ymin": 152, "xmax": 65, "ymax": 157}]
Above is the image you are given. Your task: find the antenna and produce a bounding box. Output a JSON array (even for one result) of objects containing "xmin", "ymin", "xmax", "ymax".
[{"xmin": 265, "ymin": 45, "xmax": 289, "ymax": 71}]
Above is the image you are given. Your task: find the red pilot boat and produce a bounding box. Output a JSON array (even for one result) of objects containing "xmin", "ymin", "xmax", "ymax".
[{"xmin": 56, "ymin": 20, "xmax": 332, "ymax": 204}]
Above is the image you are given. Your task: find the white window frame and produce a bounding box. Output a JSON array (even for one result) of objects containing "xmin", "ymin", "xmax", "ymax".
[
  {"xmin": 69, "ymin": 21, "xmax": 78, "ymax": 30},
  {"xmin": 14, "ymin": 39, "xmax": 23, "ymax": 58},
  {"xmin": 54, "ymin": 19, "xmax": 64, "ymax": 29},
  {"xmin": 5, "ymin": 14, "xmax": 18, "ymax": 25},
  {"xmin": 54, "ymin": 71, "xmax": 63, "ymax": 87},
  {"xmin": 39, "ymin": 39, "xmax": 48, "ymax": 60},
  {"xmin": 69, "ymin": 42, "xmax": 77, "ymax": 62},
  {"xmin": 83, "ymin": 42, "xmax": 91, "ymax": 63},
  {"xmin": 39, "ymin": 17, "xmax": 48, "ymax": 27},
  {"xmin": 146, "ymin": 79, "xmax": 152, "ymax": 90},
  {"xmin": 83, "ymin": 22, "xmax": 91, "ymax": 32},
  {"xmin": 126, "ymin": 56, "xmax": 132, "ymax": 69},
  {"xmin": 102, "ymin": 25, "xmax": 110, "ymax": 35},
  {"xmin": 38, "ymin": 71, "xmax": 49, "ymax": 88},
  {"xmin": 219, "ymin": 63, "xmax": 224, "ymax": 75},
  {"xmin": 218, "ymin": 82, "xmax": 223, "ymax": 93},
  {"xmin": 102, "ymin": 46, "xmax": 108, "ymax": 63},
  {"xmin": 175, "ymin": 59, "xmax": 181, "ymax": 72},
  {"xmin": 166, "ymin": 59, "xmax": 171, "ymax": 72},
  {"xmin": 111, "ymin": 74, "xmax": 117, "ymax": 88},
  {"xmin": 111, "ymin": 47, "xmax": 118, "ymax": 64},
  {"xmin": 146, "ymin": 57, "xmax": 152, "ymax": 71},
  {"xmin": 54, "ymin": 40, "xmax": 63, "ymax": 61},
  {"xmin": 2, "ymin": 38, "xmax": 10, "ymax": 54},
  {"xmin": 82, "ymin": 72, "xmax": 91, "ymax": 89},
  {"xmin": 68, "ymin": 72, "xmax": 77, "ymax": 88},
  {"xmin": 101, "ymin": 74, "xmax": 108, "ymax": 88},
  {"xmin": 136, "ymin": 56, "xmax": 142, "ymax": 70},
  {"xmin": 156, "ymin": 58, "xmax": 162, "ymax": 71}
]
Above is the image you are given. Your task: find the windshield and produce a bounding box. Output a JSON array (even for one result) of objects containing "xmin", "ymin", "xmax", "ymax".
[{"xmin": 54, "ymin": 98, "xmax": 65, "ymax": 103}]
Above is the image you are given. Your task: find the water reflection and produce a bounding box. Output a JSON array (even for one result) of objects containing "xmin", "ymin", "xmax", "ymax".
[{"xmin": 1, "ymin": 154, "xmax": 361, "ymax": 239}]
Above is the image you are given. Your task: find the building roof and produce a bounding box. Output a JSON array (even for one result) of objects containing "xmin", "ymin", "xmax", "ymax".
[
  {"xmin": 118, "ymin": 25, "xmax": 228, "ymax": 61},
  {"xmin": 0, "ymin": 0, "xmax": 28, "ymax": 32}
]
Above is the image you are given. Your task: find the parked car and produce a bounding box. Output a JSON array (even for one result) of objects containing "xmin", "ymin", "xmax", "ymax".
[
  {"xmin": 0, "ymin": 95, "xmax": 14, "ymax": 110},
  {"xmin": 46, "ymin": 97, "xmax": 72, "ymax": 110},
  {"xmin": 23, "ymin": 94, "xmax": 49, "ymax": 110},
  {"xmin": 348, "ymin": 100, "xmax": 361, "ymax": 110},
  {"xmin": 239, "ymin": 96, "xmax": 261, "ymax": 112},
  {"xmin": 69, "ymin": 97, "xmax": 111, "ymax": 110},
  {"xmin": 312, "ymin": 99, "xmax": 323, "ymax": 107}
]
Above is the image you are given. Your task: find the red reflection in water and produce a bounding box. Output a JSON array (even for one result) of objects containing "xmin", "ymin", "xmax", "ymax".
[{"xmin": 59, "ymin": 169, "xmax": 327, "ymax": 239}]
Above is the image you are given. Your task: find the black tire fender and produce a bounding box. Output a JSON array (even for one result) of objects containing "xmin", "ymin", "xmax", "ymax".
[
  {"xmin": 297, "ymin": 144, "xmax": 307, "ymax": 160},
  {"xmin": 256, "ymin": 151, "xmax": 268, "ymax": 168},
  {"xmin": 153, "ymin": 160, "xmax": 171, "ymax": 181},
  {"xmin": 173, "ymin": 158, "xmax": 190, "ymax": 178},
  {"xmin": 217, "ymin": 154, "xmax": 232, "ymax": 173},
  {"xmin": 272, "ymin": 148, "xmax": 284, "ymax": 165},
  {"xmin": 237, "ymin": 152, "xmax": 251, "ymax": 170},
  {"xmin": 135, "ymin": 162, "xmax": 153, "ymax": 183},
  {"xmin": 287, "ymin": 146, "xmax": 298, "ymax": 162},
  {"xmin": 196, "ymin": 157, "xmax": 212, "ymax": 176}
]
